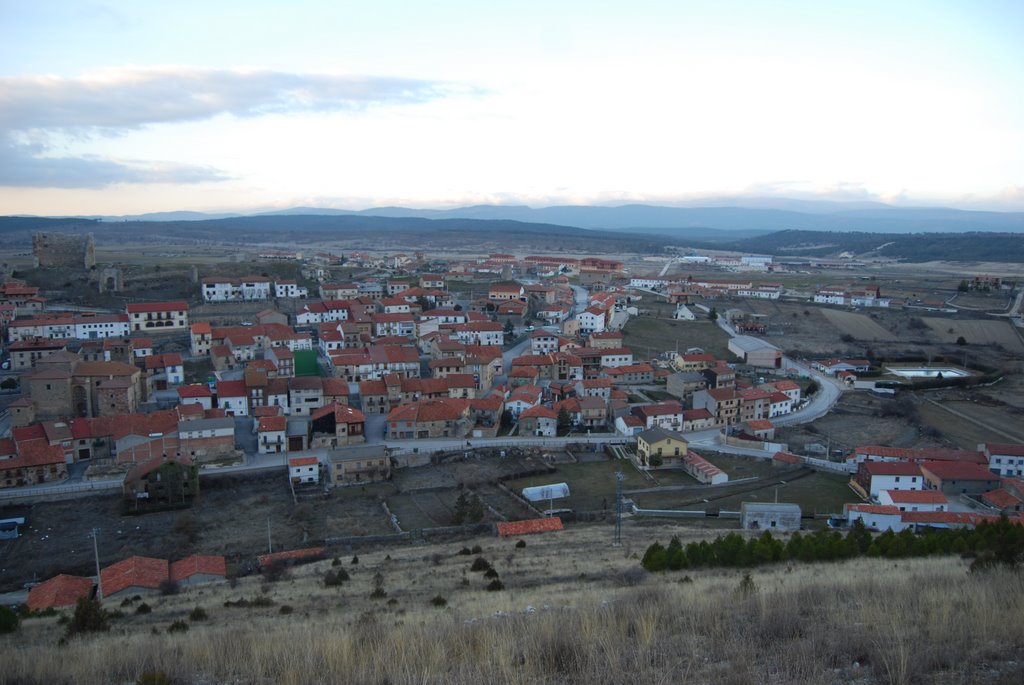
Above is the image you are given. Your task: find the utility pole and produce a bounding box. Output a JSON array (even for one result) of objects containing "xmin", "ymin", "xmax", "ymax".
[
  {"xmin": 90, "ymin": 528, "xmax": 103, "ymax": 600},
  {"xmin": 267, "ymin": 517, "xmax": 272, "ymax": 554},
  {"xmin": 613, "ymin": 471, "xmax": 624, "ymax": 546}
]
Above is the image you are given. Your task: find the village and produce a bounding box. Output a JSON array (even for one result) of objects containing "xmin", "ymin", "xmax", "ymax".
[{"xmin": 1, "ymin": 230, "xmax": 1023, "ymax": 611}]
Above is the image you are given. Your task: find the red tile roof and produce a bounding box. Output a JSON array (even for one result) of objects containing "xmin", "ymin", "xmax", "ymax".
[
  {"xmin": 257, "ymin": 547, "xmax": 325, "ymax": 568},
  {"xmin": 259, "ymin": 416, "xmax": 288, "ymax": 432},
  {"xmin": 127, "ymin": 301, "xmax": 188, "ymax": 313},
  {"xmin": 496, "ymin": 517, "xmax": 564, "ymax": 537},
  {"xmin": 983, "ymin": 443, "xmax": 1024, "ymax": 457},
  {"xmin": 27, "ymin": 574, "xmax": 93, "ymax": 611},
  {"xmin": 920, "ymin": 460, "xmax": 1000, "ymax": 481},
  {"xmin": 100, "ymin": 556, "xmax": 169, "ymax": 596},
  {"xmin": 982, "ymin": 488, "xmax": 1023, "ymax": 509},
  {"xmin": 169, "ymin": 555, "xmax": 227, "ymax": 582},
  {"xmin": 882, "ymin": 489, "xmax": 948, "ymax": 504}
]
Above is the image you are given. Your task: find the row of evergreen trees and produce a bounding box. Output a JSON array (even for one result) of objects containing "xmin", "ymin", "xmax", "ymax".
[{"xmin": 642, "ymin": 517, "xmax": 1024, "ymax": 572}]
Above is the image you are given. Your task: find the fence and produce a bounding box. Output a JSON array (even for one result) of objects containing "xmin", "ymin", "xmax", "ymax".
[
  {"xmin": 802, "ymin": 457, "xmax": 855, "ymax": 474},
  {"xmin": 0, "ymin": 479, "xmax": 121, "ymax": 504}
]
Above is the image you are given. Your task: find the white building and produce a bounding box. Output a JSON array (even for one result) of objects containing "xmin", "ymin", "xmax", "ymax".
[
  {"xmin": 274, "ymin": 281, "xmax": 309, "ymax": 299},
  {"xmin": 288, "ymin": 455, "xmax": 320, "ymax": 484},
  {"xmin": 201, "ymin": 277, "xmax": 273, "ymax": 302},
  {"xmin": 981, "ymin": 442, "xmax": 1024, "ymax": 477}
]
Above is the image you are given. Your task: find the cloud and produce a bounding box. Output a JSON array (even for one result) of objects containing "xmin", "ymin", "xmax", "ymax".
[
  {"xmin": 0, "ymin": 67, "xmax": 462, "ymax": 132},
  {"xmin": 0, "ymin": 140, "xmax": 229, "ymax": 188},
  {"xmin": 0, "ymin": 67, "xmax": 463, "ymax": 188}
]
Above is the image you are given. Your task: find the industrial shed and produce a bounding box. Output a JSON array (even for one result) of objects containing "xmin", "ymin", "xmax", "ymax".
[
  {"xmin": 740, "ymin": 502, "xmax": 802, "ymax": 531},
  {"xmin": 728, "ymin": 336, "xmax": 783, "ymax": 369}
]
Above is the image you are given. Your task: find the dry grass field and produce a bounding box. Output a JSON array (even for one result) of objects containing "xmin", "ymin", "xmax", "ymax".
[
  {"xmin": 922, "ymin": 318, "xmax": 1024, "ymax": 353},
  {"xmin": 820, "ymin": 309, "xmax": 899, "ymax": 341},
  {"xmin": 3, "ymin": 524, "xmax": 1023, "ymax": 685}
]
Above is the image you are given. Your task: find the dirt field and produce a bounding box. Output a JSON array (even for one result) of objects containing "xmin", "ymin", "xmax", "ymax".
[
  {"xmin": 0, "ymin": 453, "xmax": 555, "ymax": 593},
  {"xmin": 775, "ymin": 392, "xmax": 922, "ymax": 456},
  {"xmin": 922, "ymin": 317, "xmax": 1024, "ymax": 353},
  {"xmin": 820, "ymin": 308, "xmax": 898, "ymax": 341}
]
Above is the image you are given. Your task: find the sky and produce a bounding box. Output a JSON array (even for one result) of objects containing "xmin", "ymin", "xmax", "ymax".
[{"xmin": 1, "ymin": 0, "xmax": 1023, "ymax": 215}]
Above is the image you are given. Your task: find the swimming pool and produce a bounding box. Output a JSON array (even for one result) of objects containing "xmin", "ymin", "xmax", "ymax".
[{"xmin": 885, "ymin": 366, "xmax": 970, "ymax": 379}]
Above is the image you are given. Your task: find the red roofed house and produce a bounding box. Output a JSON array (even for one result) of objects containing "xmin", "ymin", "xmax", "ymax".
[
  {"xmin": 27, "ymin": 574, "xmax": 94, "ymax": 611},
  {"xmin": 289, "ymin": 455, "xmax": 320, "ymax": 484},
  {"xmin": 100, "ymin": 556, "xmax": 169, "ymax": 598},
  {"xmin": 878, "ymin": 489, "xmax": 948, "ymax": 512},
  {"xmin": 177, "ymin": 384, "xmax": 214, "ymax": 410},
  {"xmin": 518, "ymin": 405, "xmax": 558, "ymax": 437},
  {"xmin": 309, "ymin": 403, "xmax": 366, "ymax": 448},
  {"xmin": 126, "ymin": 301, "xmax": 189, "ymax": 333},
  {"xmin": 919, "ymin": 460, "xmax": 1002, "ymax": 497},
  {"xmin": 387, "ymin": 398, "xmax": 471, "ymax": 439},
  {"xmin": 1, "ymin": 431, "xmax": 68, "ymax": 489},
  {"xmin": 853, "ymin": 461, "xmax": 924, "ymax": 499},
  {"xmin": 257, "ymin": 415, "xmax": 288, "ymax": 454},
  {"xmin": 980, "ymin": 442, "xmax": 1024, "ymax": 477},
  {"xmin": 170, "ymin": 554, "xmax": 227, "ymax": 587}
]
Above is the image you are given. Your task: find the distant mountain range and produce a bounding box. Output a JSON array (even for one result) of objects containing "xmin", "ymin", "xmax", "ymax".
[
  {"xmin": 4, "ymin": 199, "xmax": 1024, "ymax": 263},
  {"xmin": 22, "ymin": 198, "xmax": 1024, "ymax": 236}
]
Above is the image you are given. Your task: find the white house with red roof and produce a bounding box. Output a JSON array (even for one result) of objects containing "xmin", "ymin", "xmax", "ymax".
[
  {"xmin": 854, "ymin": 461, "xmax": 924, "ymax": 499},
  {"xmin": 257, "ymin": 415, "xmax": 288, "ymax": 454},
  {"xmin": 980, "ymin": 442, "xmax": 1024, "ymax": 477},
  {"xmin": 216, "ymin": 379, "xmax": 249, "ymax": 416},
  {"xmin": 177, "ymin": 384, "xmax": 213, "ymax": 410},
  {"xmin": 878, "ymin": 489, "xmax": 947, "ymax": 512},
  {"xmin": 126, "ymin": 301, "xmax": 189, "ymax": 333},
  {"xmin": 289, "ymin": 455, "xmax": 320, "ymax": 484}
]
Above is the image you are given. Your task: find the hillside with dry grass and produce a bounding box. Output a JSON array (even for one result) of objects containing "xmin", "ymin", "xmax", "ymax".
[{"xmin": 3, "ymin": 524, "xmax": 1023, "ymax": 685}]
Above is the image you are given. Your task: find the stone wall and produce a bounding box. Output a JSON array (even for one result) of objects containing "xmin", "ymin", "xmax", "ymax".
[{"xmin": 33, "ymin": 232, "xmax": 96, "ymax": 269}]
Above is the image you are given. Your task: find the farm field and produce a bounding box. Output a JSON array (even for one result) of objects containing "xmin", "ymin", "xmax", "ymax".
[
  {"xmin": 820, "ymin": 308, "xmax": 898, "ymax": 341},
  {"xmin": 918, "ymin": 399, "xmax": 1024, "ymax": 447},
  {"xmin": 922, "ymin": 317, "xmax": 1024, "ymax": 353},
  {"xmin": 621, "ymin": 315, "xmax": 731, "ymax": 360}
]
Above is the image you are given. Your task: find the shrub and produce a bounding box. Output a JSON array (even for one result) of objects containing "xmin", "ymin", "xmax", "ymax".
[
  {"xmin": 331, "ymin": 557, "xmax": 342, "ymax": 566},
  {"xmin": 458, "ymin": 547, "xmax": 472, "ymax": 556},
  {"xmin": 0, "ymin": 605, "xmax": 19, "ymax": 634},
  {"xmin": 262, "ymin": 560, "xmax": 289, "ymax": 583},
  {"xmin": 470, "ymin": 557, "xmax": 491, "ymax": 572},
  {"xmin": 188, "ymin": 606, "xmax": 208, "ymax": 621},
  {"xmin": 369, "ymin": 588, "xmax": 388, "ymax": 600},
  {"xmin": 66, "ymin": 598, "xmax": 110, "ymax": 637},
  {"xmin": 486, "ymin": 579, "xmax": 504, "ymax": 591},
  {"xmin": 135, "ymin": 603, "xmax": 152, "ymax": 615},
  {"xmin": 223, "ymin": 596, "xmax": 275, "ymax": 608},
  {"xmin": 483, "ymin": 568, "xmax": 499, "ymax": 579},
  {"xmin": 471, "ymin": 545, "xmax": 482, "ymax": 554},
  {"xmin": 324, "ymin": 569, "xmax": 350, "ymax": 587},
  {"xmin": 430, "ymin": 595, "xmax": 448, "ymax": 607},
  {"xmin": 279, "ymin": 605, "xmax": 294, "ymax": 615},
  {"xmin": 351, "ymin": 555, "xmax": 359, "ymax": 565},
  {"xmin": 737, "ymin": 572, "xmax": 757, "ymax": 598},
  {"xmin": 515, "ymin": 540, "xmax": 526, "ymax": 549},
  {"xmin": 167, "ymin": 620, "xmax": 189, "ymax": 633}
]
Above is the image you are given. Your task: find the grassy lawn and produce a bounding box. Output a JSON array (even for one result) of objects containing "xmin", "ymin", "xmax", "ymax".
[
  {"xmin": 622, "ymin": 316, "xmax": 731, "ymax": 360},
  {"xmin": 700, "ymin": 453, "xmax": 775, "ymax": 479},
  {"xmin": 706, "ymin": 472, "xmax": 859, "ymax": 516},
  {"xmin": 293, "ymin": 349, "xmax": 324, "ymax": 376},
  {"xmin": 506, "ymin": 459, "xmax": 648, "ymax": 511}
]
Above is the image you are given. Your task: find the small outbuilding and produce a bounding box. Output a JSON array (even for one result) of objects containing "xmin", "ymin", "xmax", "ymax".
[{"xmin": 740, "ymin": 502, "xmax": 802, "ymax": 531}]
